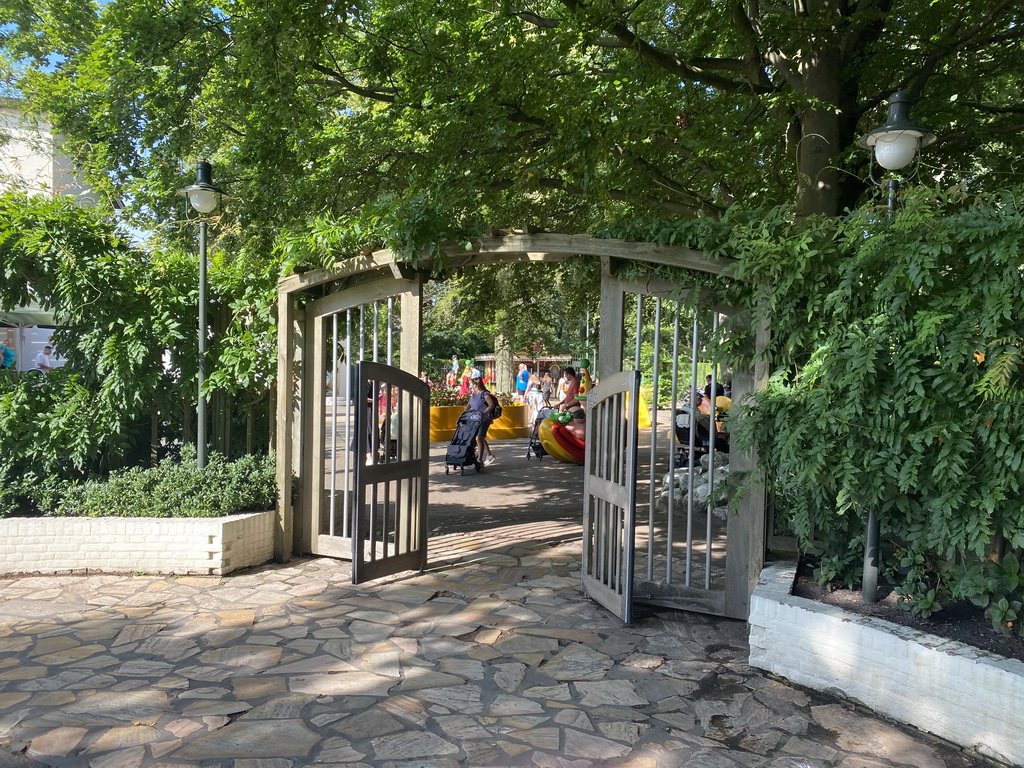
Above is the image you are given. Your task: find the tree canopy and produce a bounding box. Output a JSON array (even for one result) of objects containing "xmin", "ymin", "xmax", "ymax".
[{"xmin": 2, "ymin": 0, "xmax": 1021, "ymax": 261}]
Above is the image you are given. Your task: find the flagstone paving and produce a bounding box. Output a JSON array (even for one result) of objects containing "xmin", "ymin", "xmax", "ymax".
[
  {"xmin": 0, "ymin": 441, "xmax": 988, "ymax": 767},
  {"xmin": 0, "ymin": 525, "xmax": 981, "ymax": 768}
]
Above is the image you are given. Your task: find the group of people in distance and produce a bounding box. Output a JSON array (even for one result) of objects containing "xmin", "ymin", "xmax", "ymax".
[
  {"xmin": 463, "ymin": 361, "xmax": 585, "ymax": 468},
  {"xmin": 0, "ymin": 343, "xmax": 56, "ymax": 375}
]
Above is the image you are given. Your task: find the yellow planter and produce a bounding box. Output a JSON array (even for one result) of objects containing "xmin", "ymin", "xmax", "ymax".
[{"xmin": 429, "ymin": 404, "xmax": 531, "ymax": 442}]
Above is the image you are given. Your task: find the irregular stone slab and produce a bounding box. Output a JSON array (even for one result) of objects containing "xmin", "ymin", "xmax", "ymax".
[
  {"xmin": 0, "ymin": 692, "xmax": 31, "ymax": 710},
  {"xmin": 116, "ymin": 660, "xmax": 174, "ymax": 677},
  {"xmin": 232, "ymin": 676, "xmax": 288, "ymax": 699},
  {"xmin": 573, "ymin": 680, "xmax": 647, "ymax": 707},
  {"xmin": 497, "ymin": 740, "xmax": 532, "ymax": 757},
  {"xmin": 623, "ymin": 653, "xmax": 665, "ymax": 669},
  {"xmin": 270, "ymin": 655, "xmax": 360, "ymax": 675},
  {"xmin": 134, "ymin": 636, "xmax": 200, "ymax": 662},
  {"xmin": 316, "ymin": 736, "xmax": 366, "ymax": 762},
  {"xmin": 182, "ymin": 700, "xmax": 253, "ymax": 717},
  {"xmin": 64, "ymin": 691, "xmax": 169, "ymax": 725},
  {"xmin": 435, "ymin": 715, "xmax": 493, "ymax": 740},
  {"xmin": 240, "ymin": 694, "xmax": 315, "ymax": 720},
  {"xmin": 333, "ymin": 709, "xmax": 405, "ymax": 740},
  {"xmin": 416, "ymin": 637, "xmax": 474, "ymax": 660},
  {"xmin": 653, "ymin": 712, "xmax": 696, "ymax": 731},
  {"xmin": 175, "ymin": 719, "xmax": 319, "ymax": 758},
  {"xmin": 501, "ymin": 715, "xmax": 550, "ymax": 729},
  {"xmin": 517, "ymin": 628, "xmax": 603, "ymax": 644},
  {"xmin": 28, "ymin": 636, "xmax": 80, "ymax": 656},
  {"xmin": 598, "ymin": 721, "xmax": 647, "ymax": 744},
  {"xmin": 563, "ymin": 728, "xmax": 631, "ymax": 759},
  {"xmin": 507, "ymin": 726, "xmax": 559, "ymax": 750},
  {"xmin": 531, "ymin": 754, "xmax": 594, "ymax": 768},
  {"xmin": 524, "ymin": 684, "xmax": 571, "ymax": 701},
  {"xmin": 88, "ymin": 745, "xmax": 146, "ymax": 768},
  {"xmin": 399, "ymin": 668, "xmax": 465, "ymax": 691},
  {"xmin": 438, "ymin": 658, "xmax": 484, "ymax": 679},
  {"xmin": 177, "ymin": 686, "xmax": 229, "ymax": 700},
  {"xmin": 361, "ymin": 650, "xmax": 402, "ymax": 679},
  {"xmin": 540, "ymin": 644, "xmax": 613, "ymax": 681},
  {"xmin": 277, "ymin": 670, "xmax": 388, "ymax": 697},
  {"xmin": 177, "ymin": 665, "xmax": 236, "ymax": 682},
  {"xmin": 216, "ymin": 609, "xmax": 256, "ymax": 627},
  {"xmin": 781, "ymin": 735, "xmax": 839, "ymax": 761},
  {"xmin": 555, "ymin": 710, "xmax": 594, "ymax": 731},
  {"xmin": 414, "ymin": 684, "xmax": 483, "ymax": 714},
  {"xmin": 371, "ymin": 731, "xmax": 459, "ymax": 760},
  {"xmin": 492, "ymin": 634, "xmax": 558, "ymax": 656},
  {"xmin": 85, "ymin": 725, "xmax": 162, "ymax": 752},
  {"xmin": 811, "ymin": 704, "xmax": 944, "ymax": 768},
  {"xmin": 380, "ymin": 695, "xmax": 429, "ymax": 726},
  {"xmin": 198, "ymin": 646, "xmax": 283, "ymax": 669},
  {"xmin": 493, "ymin": 662, "xmax": 527, "ymax": 692},
  {"xmin": 489, "ymin": 695, "xmax": 545, "ymax": 716},
  {"xmin": 27, "ymin": 726, "xmax": 87, "ymax": 757},
  {"xmin": 350, "ymin": 620, "xmax": 395, "ymax": 643},
  {"xmin": 0, "ymin": 665, "xmax": 47, "ymax": 681}
]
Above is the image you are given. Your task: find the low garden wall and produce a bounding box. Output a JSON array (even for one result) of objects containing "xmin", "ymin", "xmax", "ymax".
[
  {"xmin": 429, "ymin": 403, "xmax": 531, "ymax": 442},
  {"xmin": 0, "ymin": 511, "xmax": 274, "ymax": 577},
  {"xmin": 749, "ymin": 562, "xmax": 1024, "ymax": 767}
]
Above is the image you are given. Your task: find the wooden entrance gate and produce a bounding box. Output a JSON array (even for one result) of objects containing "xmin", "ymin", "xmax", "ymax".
[{"xmin": 276, "ymin": 234, "xmax": 765, "ymax": 618}]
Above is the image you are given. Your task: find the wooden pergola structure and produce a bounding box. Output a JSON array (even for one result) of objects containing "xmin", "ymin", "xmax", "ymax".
[{"xmin": 275, "ymin": 233, "xmax": 767, "ymax": 621}]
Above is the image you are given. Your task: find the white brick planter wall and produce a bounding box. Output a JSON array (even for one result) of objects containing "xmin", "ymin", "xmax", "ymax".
[
  {"xmin": 749, "ymin": 562, "xmax": 1024, "ymax": 767},
  {"xmin": 0, "ymin": 512, "xmax": 274, "ymax": 577}
]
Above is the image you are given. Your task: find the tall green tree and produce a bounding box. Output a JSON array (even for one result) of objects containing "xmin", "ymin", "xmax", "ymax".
[{"xmin": 2, "ymin": 1, "xmax": 1020, "ymax": 254}]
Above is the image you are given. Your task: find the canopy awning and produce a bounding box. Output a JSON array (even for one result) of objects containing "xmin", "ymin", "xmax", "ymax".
[{"xmin": 0, "ymin": 302, "xmax": 55, "ymax": 327}]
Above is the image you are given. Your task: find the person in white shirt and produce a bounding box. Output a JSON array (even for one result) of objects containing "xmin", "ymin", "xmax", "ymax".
[{"xmin": 34, "ymin": 345, "xmax": 55, "ymax": 373}]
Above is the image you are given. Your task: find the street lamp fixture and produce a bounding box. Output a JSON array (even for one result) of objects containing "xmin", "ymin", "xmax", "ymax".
[
  {"xmin": 178, "ymin": 160, "xmax": 224, "ymax": 469},
  {"xmin": 856, "ymin": 94, "xmax": 935, "ymax": 603},
  {"xmin": 857, "ymin": 91, "xmax": 937, "ymax": 178}
]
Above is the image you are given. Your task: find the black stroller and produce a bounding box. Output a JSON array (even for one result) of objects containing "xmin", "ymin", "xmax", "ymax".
[
  {"xmin": 673, "ymin": 405, "xmax": 728, "ymax": 466},
  {"xmin": 445, "ymin": 410, "xmax": 483, "ymax": 475},
  {"xmin": 526, "ymin": 407, "xmax": 554, "ymax": 460}
]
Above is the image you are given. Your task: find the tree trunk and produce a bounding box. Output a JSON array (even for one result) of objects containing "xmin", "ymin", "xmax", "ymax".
[{"xmin": 495, "ymin": 335, "xmax": 515, "ymax": 395}]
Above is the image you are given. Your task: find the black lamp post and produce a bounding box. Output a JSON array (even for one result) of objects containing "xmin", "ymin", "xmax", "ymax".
[
  {"xmin": 855, "ymin": 93, "xmax": 935, "ymax": 602},
  {"xmin": 178, "ymin": 161, "xmax": 223, "ymax": 469}
]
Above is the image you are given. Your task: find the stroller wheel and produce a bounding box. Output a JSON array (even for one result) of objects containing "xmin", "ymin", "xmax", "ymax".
[{"xmin": 445, "ymin": 465, "xmax": 450, "ymax": 475}]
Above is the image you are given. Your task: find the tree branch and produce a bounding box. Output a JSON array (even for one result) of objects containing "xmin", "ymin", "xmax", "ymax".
[
  {"xmin": 307, "ymin": 61, "xmax": 396, "ymax": 103},
  {"xmin": 554, "ymin": 0, "xmax": 769, "ymax": 93}
]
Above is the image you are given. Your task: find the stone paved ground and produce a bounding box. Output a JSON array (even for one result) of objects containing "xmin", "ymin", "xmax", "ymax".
[{"xmin": 0, "ymin": 441, "xmax": 985, "ymax": 768}]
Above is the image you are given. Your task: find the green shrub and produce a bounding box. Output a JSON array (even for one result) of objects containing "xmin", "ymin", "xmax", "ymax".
[{"xmin": 51, "ymin": 445, "xmax": 275, "ymax": 518}]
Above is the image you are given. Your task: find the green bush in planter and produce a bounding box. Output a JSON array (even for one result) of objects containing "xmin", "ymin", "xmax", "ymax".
[{"xmin": 51, "ymin": 445, "xmax": 275, "ymax": 518}]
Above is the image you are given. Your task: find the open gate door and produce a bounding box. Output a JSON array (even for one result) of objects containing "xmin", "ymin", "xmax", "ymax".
[
  {"xmin": 581, "ymin": 370, "xmax": 641, "ymax": 623},
  {"xmin": 351, "ymin": 361, "xmax": 430, "ymax": 584}
]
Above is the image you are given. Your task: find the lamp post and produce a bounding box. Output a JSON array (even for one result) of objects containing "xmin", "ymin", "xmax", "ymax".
[
  {"xmin": 178, "ymin": 161, "xmax": 223, "ymax": 469},
  {"xmin": 855, "ymin": 92, "xmax": 935, "ymax": 603}
]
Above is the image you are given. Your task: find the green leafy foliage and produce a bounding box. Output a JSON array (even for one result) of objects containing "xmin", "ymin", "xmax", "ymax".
[
  {"xmin": 50, "ymin": 445, "xmax": 275, "ymax": 518},
  {"xmin": 727, "ymin": 186, "xmax": 1024, "ymax": 621},
  {"xmin": 0, "ymin": 192, "xmax": 276, "ymax": 482}
]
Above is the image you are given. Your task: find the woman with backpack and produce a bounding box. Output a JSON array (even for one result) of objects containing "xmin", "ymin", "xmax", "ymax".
[{"xmin": 464, "ymin": 377, "xmax": 498, "ymax": 466}]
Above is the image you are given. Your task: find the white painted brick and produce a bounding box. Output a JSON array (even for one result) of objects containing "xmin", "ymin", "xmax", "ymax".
[
  {"xmin": 750, "ymin": 562, "xmax": 1024, "ymax": 766},
  {"xmin": 0, "ymin": 512, "xmax": 273, "ymax": 577}
]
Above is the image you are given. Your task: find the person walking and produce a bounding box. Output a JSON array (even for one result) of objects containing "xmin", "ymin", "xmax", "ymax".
[
  {"xmin": 515, "ymin": 363, "xmax": 529, "ymax": 402},
  {"xmin": 34, "ymin": 345, "xmax": 55, "ymax": 374},
  {"xmin": 464, "ymin": 377, "xmax": 498, "ymax": 466},
  {"xmin": 0, "ymin": 342, "xmax": 14, "ymax": 371}
]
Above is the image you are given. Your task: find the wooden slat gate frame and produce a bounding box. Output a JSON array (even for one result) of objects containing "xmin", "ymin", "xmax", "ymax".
[
  {"xmin": 276, "ymin": 234, "xmax": 766, "ymax": 618},
  {"xmin": 582, "ymin": 370, "xmax": 641, "ymax": 623}
]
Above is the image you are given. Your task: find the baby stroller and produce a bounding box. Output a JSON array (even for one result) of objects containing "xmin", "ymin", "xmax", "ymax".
[
  {"xmin": 526, "ymin": 407, "xmax": 554, "ymax": 460},
  {"xmin": 673, "ymin": 405, "xmax": 725, "ymax": 466},
  {"xmin": 445, "ymin": 410, "xmax": 483, "ymax": 475}
]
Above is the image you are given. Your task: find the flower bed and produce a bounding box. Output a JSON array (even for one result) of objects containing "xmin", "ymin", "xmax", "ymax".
[{"xmin": 749, "ymin": 562, "xmax": 1024, "ymax": 766}]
